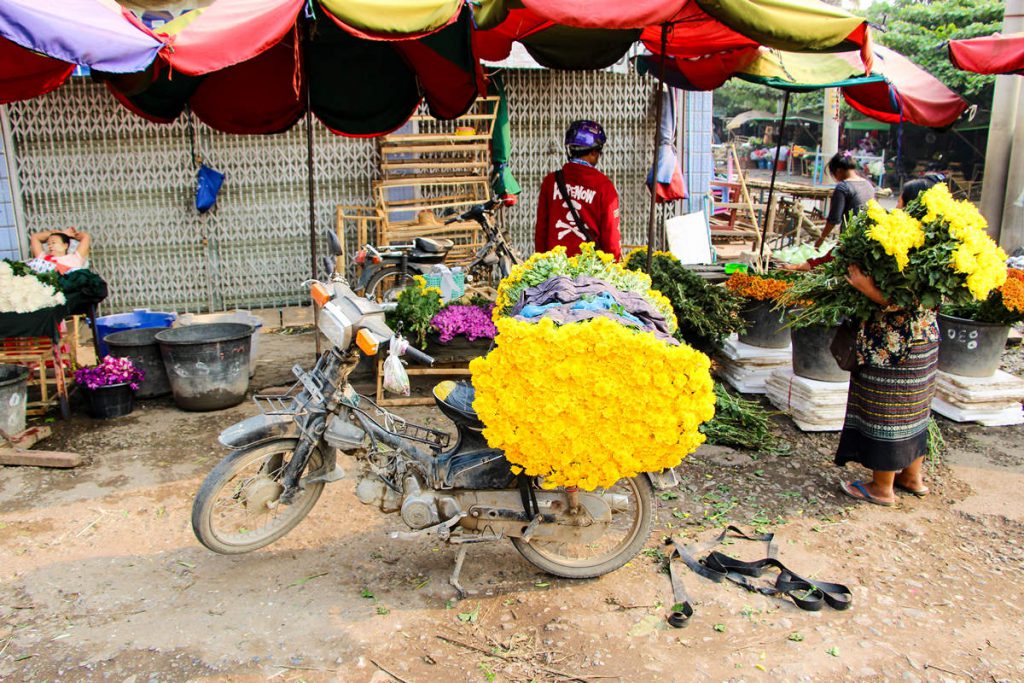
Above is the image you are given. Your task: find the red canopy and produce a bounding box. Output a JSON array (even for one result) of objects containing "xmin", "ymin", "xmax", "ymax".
[{"xmin": 948, "ymin": 32, "xmax": 1024, "ymax": 76}]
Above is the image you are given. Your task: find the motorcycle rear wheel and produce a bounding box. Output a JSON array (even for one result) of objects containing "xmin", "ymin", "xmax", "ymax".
[
  {"xmin": 510, "ymin": 475, "xmax": 654, "ymax": 579},
  {"xmin": 364, "ymin": 267, "xmax": 415, "ymax": 303},
  {"xmin": 191, "ymin": 438, "xmax": 325, "ymax": 554}
]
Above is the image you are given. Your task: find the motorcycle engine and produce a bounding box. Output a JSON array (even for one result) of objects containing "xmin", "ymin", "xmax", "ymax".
[{"xmin": 401, "ymin": 492, "xmax": 439, "ymax": 529}]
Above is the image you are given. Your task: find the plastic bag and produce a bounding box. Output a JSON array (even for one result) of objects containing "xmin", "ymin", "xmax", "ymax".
[
  {"xmin": 196, "ymin": 164, "xmax": 225, "ymax": 213},
  {"xmin": 383, "ymin": 336, "xmax": 411, "ymax": 396}
]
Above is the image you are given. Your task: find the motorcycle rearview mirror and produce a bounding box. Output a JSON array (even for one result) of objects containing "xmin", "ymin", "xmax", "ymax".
[
  {"xmin": 321, "ymin": 255, "xmax": 335, "ymax": 279},
  {"xmin": 324, "ymin": 229, "xmax": 343, "ymax": 258}
]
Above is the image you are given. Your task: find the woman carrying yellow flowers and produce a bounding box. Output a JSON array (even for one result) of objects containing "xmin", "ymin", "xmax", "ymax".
[{"xmin": 833, "ymin": 183, "xmax": 1005, "ymax": 506}]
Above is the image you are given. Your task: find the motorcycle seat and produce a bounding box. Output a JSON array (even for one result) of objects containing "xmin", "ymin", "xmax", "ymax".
[
  {"xmin": 432, "ymin": 380, "xmax": 484, "ymax": 430},
  {"xmin": 414, "ymin": 237, "xmax": 454, "ymax": 254}
]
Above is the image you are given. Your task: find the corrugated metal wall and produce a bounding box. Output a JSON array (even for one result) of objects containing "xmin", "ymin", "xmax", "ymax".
[{"xmin": 6, "ymin": 72, "xmax": 693, "ymax": 314}]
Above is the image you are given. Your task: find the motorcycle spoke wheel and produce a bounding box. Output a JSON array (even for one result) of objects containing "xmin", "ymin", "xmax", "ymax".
[
  {"xmin": 192, "ymin": 439, "xmax": 325, "ymax": 554},
  {"xmin": 511, "ymin": 476, "xmax": 654, "ymax": 579}
]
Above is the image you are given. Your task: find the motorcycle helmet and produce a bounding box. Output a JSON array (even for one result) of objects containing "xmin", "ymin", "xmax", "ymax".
[{"xmin": 564, "ymin": 119, "xmax": 606, "ymax": 158}]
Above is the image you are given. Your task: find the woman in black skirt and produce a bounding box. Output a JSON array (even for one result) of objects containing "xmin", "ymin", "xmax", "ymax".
[{"xmin": 837, "ymin": 264, "xmax": 938, "ymax": 506}]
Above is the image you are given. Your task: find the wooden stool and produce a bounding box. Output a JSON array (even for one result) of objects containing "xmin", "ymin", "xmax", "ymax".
[{"xmin": 0, "ymin": 335, "xmax": 73, "ymax": 419}]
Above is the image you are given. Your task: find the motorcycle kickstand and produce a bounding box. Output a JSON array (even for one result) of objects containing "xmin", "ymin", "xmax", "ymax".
[{"xmin": 449, "ymin": 545, "xmax": 469, "ymax": 600}]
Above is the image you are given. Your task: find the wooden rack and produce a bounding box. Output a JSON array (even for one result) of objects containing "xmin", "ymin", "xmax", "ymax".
[{"xmin": 340, "ymin": 97, "xmax": 501, "ymax": 272}]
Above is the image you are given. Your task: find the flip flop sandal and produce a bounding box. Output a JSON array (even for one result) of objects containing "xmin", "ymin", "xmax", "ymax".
[
  {"xmin": 840, "ymin": 480, "xmax": 895, "ymax": 507},
  {"xmin": 894, "ymin": 482, "xmax": 929, "ymax": 497}
]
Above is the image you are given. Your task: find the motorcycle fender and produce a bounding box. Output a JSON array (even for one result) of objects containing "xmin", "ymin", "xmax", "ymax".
[
  {"xmin": 218, "ymin": 414, "xmax": 298, "ymax": 449},
  {"xmin": 645, "ymin": 468, "xmax": 679, "ymax": 491}
]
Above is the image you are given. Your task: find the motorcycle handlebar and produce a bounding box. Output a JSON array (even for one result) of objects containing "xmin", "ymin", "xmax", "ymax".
[
  {"xmin": 403, "ymin": 345, "xmax": 434, "ymax": 367},
  {"xmin": 444, "ymin": 197, "xmax": 502, "ymax": 225}
]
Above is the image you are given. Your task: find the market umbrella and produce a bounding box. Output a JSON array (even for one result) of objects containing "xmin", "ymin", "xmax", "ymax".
[
  {"xmin": 948, "ymin": 32, "xmax": 1024, "ymax": 76},
  {"xmin": 726, "ymin": 110, "xmax": 779, "ymax": 131},
  {"xmin": 0, "ymin": 0, "xmax": 164, "ymax": 104},
  {"xmin": 103, "ymin": 0, "xmax": 484, "ymax": 137},
  {"xmin": 476, "ymin": 0, "xmax": 872, "ymax": 262},
  {"xmin": 475, "ymin": 0, "xmax": 871, "ymax": 70}
]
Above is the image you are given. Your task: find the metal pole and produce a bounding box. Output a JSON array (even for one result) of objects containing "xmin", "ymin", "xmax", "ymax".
[
  {"xmin": 645, "ymin": 24, "xmax": 669, "ymax": 273},
  {"xmin": 304, "ymin": 33, "xmax": 321, "ymax": 356},
  {"xmin": 758, "ymin": 90, "xmax": 790, "ymax": 263}
]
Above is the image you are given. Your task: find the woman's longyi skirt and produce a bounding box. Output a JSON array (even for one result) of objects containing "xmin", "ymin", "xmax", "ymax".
[{"xmin": 835, "ymin": 339, "xmax": 938, "ymax": 472}]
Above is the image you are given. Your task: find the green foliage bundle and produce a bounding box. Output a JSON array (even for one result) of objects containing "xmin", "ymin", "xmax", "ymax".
[
  {"xmin": 3, "ymin": 258, "xmax": 61, "ymax": 291},
  {"xmin": 702, "ymin": 383, "xmax": 790, "ymax": 455},
  {"xmin": 385, "ymin": 276, "xmax": 442, "ymax": 347},
  {"xmin": 624, "ymin": 249, "xmax": 746, "ymax": 352}
]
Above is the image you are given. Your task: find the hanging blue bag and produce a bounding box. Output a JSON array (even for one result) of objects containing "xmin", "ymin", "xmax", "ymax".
[{"xmin": 196, "ymin": 164, "xmax": 224, "ymax": 213}]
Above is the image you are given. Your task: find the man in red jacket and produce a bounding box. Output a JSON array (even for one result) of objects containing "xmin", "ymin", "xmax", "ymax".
[{"xmin": 535, "ymin": 120, "xmax": 622, "ymax": 260}]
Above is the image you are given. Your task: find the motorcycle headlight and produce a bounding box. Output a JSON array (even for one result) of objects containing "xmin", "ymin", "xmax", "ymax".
[{"xmin": 318, "ymin": 301, "xmax": 352, "ymax": 350}]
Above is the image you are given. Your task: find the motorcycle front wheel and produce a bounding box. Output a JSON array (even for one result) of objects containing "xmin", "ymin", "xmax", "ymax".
[
  {"xmin": 510, "ymin": 475, "xmax": 654, "ymax": 579},
  {"xmin": 191, "ymin": 438, "xmax": 326, "ymax": 554}
]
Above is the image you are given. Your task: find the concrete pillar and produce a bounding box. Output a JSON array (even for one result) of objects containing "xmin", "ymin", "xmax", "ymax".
[
  {"xmin": 981, "ymin": 0, "xmax": 1023, "ymax": 246},
  {"xmin": 821, "ymin": 88, "xmax": 841, "ymax": 176}
]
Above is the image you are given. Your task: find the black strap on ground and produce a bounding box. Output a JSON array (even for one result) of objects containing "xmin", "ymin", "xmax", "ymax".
[
  {"xmin": 554, "ymin": 170, "xmax": 595, "ymax": 243},
  {"xmin": 664, "ymin": 526, "xmax": 851, "ymax": 627}
]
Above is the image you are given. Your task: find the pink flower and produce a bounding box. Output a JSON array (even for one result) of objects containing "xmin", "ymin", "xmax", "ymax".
[
  {"xmin": 430, "ymin": 304, "xmax": 497, "ymax": 343},
  {"xmin": 74, "ymin": 356, "xmax": 144, "ymax": 391}
]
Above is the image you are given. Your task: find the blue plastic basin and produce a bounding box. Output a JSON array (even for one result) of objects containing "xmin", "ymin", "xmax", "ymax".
[{"xmin": 95, "ymin": 309, "xmax": 178, "ymax": 358}]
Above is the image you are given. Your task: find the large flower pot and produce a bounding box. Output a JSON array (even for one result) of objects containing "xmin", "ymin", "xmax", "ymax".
[
  {"xmin": 85, "ymin": 382, "xmax": 135, "ymax": 419},
  {"xmin": 738, "ymin": 300, "xmax": 790, "ymax": 349},
  {"xmin": 937, "ymin": 313, "xmax": 1010, "ymax": 378},
  {"xmin": 790, "ymin": 324, "xmax": 850, "ymax": 383}
]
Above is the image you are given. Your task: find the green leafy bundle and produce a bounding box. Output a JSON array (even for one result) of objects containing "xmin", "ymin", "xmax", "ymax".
[
  {"xmin": 701, "ymin": 383, "xmax": 790, "ymax": 455},
  {"xmin": 624, "ymin": 249, "xmax": 745, "ymax": 352},
  {"xmin": 385, "ymin": 276, "xmax": 442, "ymax": 347},
  {"xmin": 3, "ymin": 258, "xmax": 62, "ymax": 291}
]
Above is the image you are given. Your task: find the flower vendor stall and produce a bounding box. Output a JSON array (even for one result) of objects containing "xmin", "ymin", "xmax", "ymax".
[
  {"xmin": 0, "ymin": 260, "xmax": 110, "ymax": 419},
  {"xmin": 470, "ymin": 244, "xmax": 716, "ymax": 491}
]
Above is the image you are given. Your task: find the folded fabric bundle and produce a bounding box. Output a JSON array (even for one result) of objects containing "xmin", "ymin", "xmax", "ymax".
[{"xmin": 510, "ymin": 275, "xmax": 677, "ymax": 343}]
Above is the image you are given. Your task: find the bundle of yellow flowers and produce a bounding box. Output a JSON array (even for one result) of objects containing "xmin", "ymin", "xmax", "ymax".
[
  {"xmin": 470, "ymin": 317, "xmax": 715, "ymax": 490},
  {"xmin": 471, "ymin": 245, "xmax": 714, "ymax": 490},
  {"xmin": 784, "ymin": 184, "xmax": 1008, "ymax": 327},
  {"xmin": 493, "ymin": 243, "xmax": 677, "ymax": 333}
]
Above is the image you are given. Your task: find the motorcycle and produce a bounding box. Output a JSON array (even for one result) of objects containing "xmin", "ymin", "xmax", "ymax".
[
  {"xmin": 354, "ymin": 197, "xmax": 520, "ymax": 302},
  {"xmin": 191, "ymin": 253, "xmax": 674, "ymax": 596}
]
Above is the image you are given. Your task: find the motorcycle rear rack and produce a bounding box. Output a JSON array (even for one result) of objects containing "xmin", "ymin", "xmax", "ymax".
[
  {"xmin": 252, "ymin": 349, "xmax": 347, "ymax": 418},
  {"xmin": 355, "ymin": 394, "xmax": 451, "ymax": 450}
]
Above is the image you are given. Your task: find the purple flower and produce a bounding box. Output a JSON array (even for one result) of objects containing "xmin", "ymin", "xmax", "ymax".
[
  {"xmin": 430, "ymin": 304, "xmax": 497, "ymax": 343},
  {"xmin": 74, "ymin": 356, "xmax": 145, "ymax": 391}
]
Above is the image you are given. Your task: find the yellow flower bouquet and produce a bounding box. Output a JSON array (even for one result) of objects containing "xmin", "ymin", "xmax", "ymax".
[
  {"xmin": 782, "ymin": 184, "xmax": 1007, "ymax": 327},
  {"xmin": 470, "ymin": 247, "xmax": 716, "ymax": 491}
]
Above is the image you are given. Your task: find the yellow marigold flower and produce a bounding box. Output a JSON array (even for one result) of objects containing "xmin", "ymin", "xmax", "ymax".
[
  {"xmin": 470, "ymin": 317, "xmax": 715, "ymax": 491},
  {"xmin": 865, "ymin": 207, "xmax": 924, "ymax": 272}
]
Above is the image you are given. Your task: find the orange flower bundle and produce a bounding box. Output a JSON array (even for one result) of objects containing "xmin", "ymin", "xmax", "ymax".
[
  {"xmin": 1000, "ymin": 269, "xmax": 1024, "ymax": 313},
  {"xmin": 724, "ymin": 272, "xmax": 792, "ymax": 301},
  {"xmin": 944, "ymin": 267, "xmax": 1024, "ymax": 325}
]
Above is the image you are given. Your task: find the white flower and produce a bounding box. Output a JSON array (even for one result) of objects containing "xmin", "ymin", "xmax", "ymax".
[{"xmin": 0, "ymin": 262, "xmax": 66, "ymax": 313}]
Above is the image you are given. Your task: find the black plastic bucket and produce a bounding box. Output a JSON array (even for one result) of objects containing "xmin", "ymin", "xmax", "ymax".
[
  {"xmin": 104, "ymin": 327, "xmax": 172, "ymax": 399},
  {"xmin": 790, "ymin": 324, "xmax": 850, "ymax": 383},
  {"xmin": 738, "ymin": 300, "xmax": 790, "ymax": 348},
  {"xmin": 155, "ymin": 323, "xmax": 253, "ymax": 411},
  {"xmin": 85, "ymin": 382, "xmax": 135, "ymax": 419},
  {"xmin": 937, "ymin": 313, "xmax": 1009, "ymax": 378}
]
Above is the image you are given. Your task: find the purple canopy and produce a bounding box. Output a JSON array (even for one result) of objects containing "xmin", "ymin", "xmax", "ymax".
[{"xmin": 0, "ymin": 0, "xmax": 163, "ymax": 76}]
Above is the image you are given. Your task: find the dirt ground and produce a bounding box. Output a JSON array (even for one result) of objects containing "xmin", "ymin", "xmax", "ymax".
[{"xmin": 2, "ymin": 328, "xmax": 1023, "ymax": 683}]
